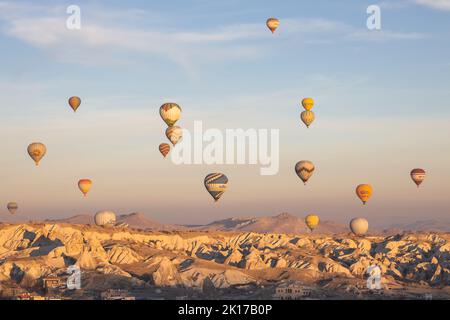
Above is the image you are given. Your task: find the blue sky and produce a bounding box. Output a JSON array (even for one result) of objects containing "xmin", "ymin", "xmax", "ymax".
[{"xmin": 0, "ymin": 0, "xmax": 449, "ymax": 226}]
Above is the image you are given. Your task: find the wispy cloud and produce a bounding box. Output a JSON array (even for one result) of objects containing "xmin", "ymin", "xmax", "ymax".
[
  {"xmin": 414, "ymin": 0, "xmax": 450, "ymax": 11},
  {"xmin": 0, "ymin": 1, "xmax": 427, "ymax": 75}
]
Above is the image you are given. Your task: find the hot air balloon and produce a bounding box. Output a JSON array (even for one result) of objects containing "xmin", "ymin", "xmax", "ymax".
[
  {"xmin": 160, "ymin": 103, "xmax": 181, "ymax": 127},
  {"xmin": 166, "ymin": 126, "xmax": 183, "ymax": 146},
  {"xmin": 301, "ymin": 98, "xmax": 314, "ymax": 111},
  {"xmin": 305, "ymin": 214, "xmax": 319, "ymax": 232},
  {"xmin": 78, "ymin": 179, "xmax": 92, "ymax": 196},
  {"xmin": 204, "ymin": 173, "xmax": 228, "ymax": 202},
  {"xmin": 350, "ymin": 217, "xmax": 369, "ymax": 236},
  {"xmin": 410, "ymin": 168, "xmax": 426, "ymax": 188},
  {"xmin": 356, "ymin": 184, "xmax": 373, "ymax": 205},
  {"xmin": 7, "ymin": 202, "xmax": 18, "ymax": 215},
  {"xmin": 159, "ymin": 143, "xmax": 170, "ymax": 158},
  {"xmin": 295, "ymin": 161, "xmax": 315, "ymax": 185},
  {"xmin": 301, "ymin": 110, "xmax": 315, "ymax": 128},
  {"xmin": 68, "ymin": 96, "xmax": 81, "ymax": 112},
  {"xmin": 266, "ymin": 18, "xmax": 279, "ymax": 33},
  {"xmin": 27, "ymin": 142, "xmax": 46, "ymax": 166},
  {"xmin": 94, "ymin": 210, "xmax": 116, "ymax": 228}
]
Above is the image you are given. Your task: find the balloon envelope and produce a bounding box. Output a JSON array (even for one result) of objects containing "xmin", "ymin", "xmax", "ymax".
[
  {"xmin": 7, "ymin": 202, "xmax": 18, "ymax": 215},
  {"xmin": 301, "ymin": 98, "xmax": 314, "ymax": 111},
  {"xmin": 266, "ymin": 18, "xmax": 279, "ymax": 33},
  {"xmin": 295, "ymin": 161, "xmax": 315, "ymax": 185},
  {"xmin": 305, "ymin": 214, "xmax": 319, "ymax": 231},
  {"xmin": 94, "ymin": 210, "xmax": 116, "ymax": 227},
  {"xmin": 301, "ymin": 110, "xmax": 315, "ymax": 128},
  {"xmin": 27, "ymin": 142, "xmax": 46, "ymax": 166},
  {"xmin": 410, "ymin": 168, "xmax": 426, "ymax": 187},
  {"xmin": 166, "ymin": 126, "xmax": 183, "ymax": 146},
  {"xmin": 356, "ymin": 184, "xmax": 373, "ymax": 205},
  {"xmin": 159, "ymin": 143, "xmax": 170, "ymax": 158},
  {"xmin": 204, "ymin": 173, "xmax": 228, "ymax": 202},
  {"xmin": 68, "ymin": 96, "xmax": 81, "ymax": 112},
  {"xmin": 78, "ymin": 179, "xmax": 92, "ymax": 196},
  {"xmin": 160, "ymin": 103, "xmax": 181, "ymax": 127},
  {"xmin": 350, "ymin": 218, "xmax": 369, "ymax": 236}
]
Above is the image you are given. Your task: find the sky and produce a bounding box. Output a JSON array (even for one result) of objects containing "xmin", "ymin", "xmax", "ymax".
[{"xmin": 0, "ymin": 0, "xmax": 449, "ymax": 227}]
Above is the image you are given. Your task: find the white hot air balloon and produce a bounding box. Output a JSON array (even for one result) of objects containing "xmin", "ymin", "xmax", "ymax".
[
  {"xmin": 350, "ymin": 217, "xmax": 369, "ymax": 236},
  {"xmin": 94, "ymin": 210, "xmax": 116, "ymax": 228}
]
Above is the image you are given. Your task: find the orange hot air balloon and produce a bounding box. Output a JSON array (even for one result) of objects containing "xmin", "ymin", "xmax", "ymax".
[
  {"xmin": 356, "ymin": 184, "xmax": 373, "ymax": 205},
  {"xmin": 78, "ymin": 179, "xmax": 92, "ymax": 196},
  {"xmin": 410, "ymin": 168, "xmax": 426, "ymax": 188},
  {"xmin": 159, "ymin": 143, "xmax": 170, "ymax": 158},
  {"xmin": 266, "ymin": 18, "xmax": 279, "ymax": 33},
  {"xmin": 68, "ymin": 96, "xmax": 81, "ymax": 112}
]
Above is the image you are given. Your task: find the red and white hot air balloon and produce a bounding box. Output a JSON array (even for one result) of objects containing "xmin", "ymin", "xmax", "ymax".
[{"xmin": 410, "ymin": 168, "xmax": 426, "ymax": 188}]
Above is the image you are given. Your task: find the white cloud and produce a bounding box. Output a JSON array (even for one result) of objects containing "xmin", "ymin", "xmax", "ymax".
[{"xmin": 414, "ymin": 0, "xmax": 450, "ymax": 10}]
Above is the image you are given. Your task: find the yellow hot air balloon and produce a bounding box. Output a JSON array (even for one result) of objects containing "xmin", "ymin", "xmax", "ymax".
[
  {"xmin": 166, "ymin": 126, "xmax": 183, "ymax": 146},
  {"xmin": 68, "ymin": 96, "xmax": 81, "ymax": 112},
  {"xmin": 305, "ymin": 214, "xmax": 319, "ymax": 232},
  {"xmin": 159, "ymin": 143, "xmax": 170, "ymax": 158},
  {"xmin": 410, "ymin": 168, "xmax": 426, "ymax": 188},
  {"xmin": 356, "ymin": 184, "xmax": 373, "ymax": 205},
  {"xmin": 295, "ymin": 160, "xmax": 315, "ymax": 185},
  {"xmin": 204, "ymin": 173, "xmax": 228, "ymax": 202},
  {"xmin": 7, "ymin": 202, "xmax": 18, "ymax": 215},
  {"xmin": 301, "ymin": 110, "xmax": 315, "ymax": 128},
  {"xmin": 350, "ymin": 217, "xmax": 369, "ymax": 236},
  {"xmin": 160, "ymin": 103, "xmax": 181, "ymax": 127},
  {"xmin": 78, "ymin": 179, "xmax": 92, "ymax": 196},
  {"xmin": 266, "ymin": 17, "xmax": 279, "ymax": 33},
  {"xmin": 27, "ymin": 142, "xmax": 46, "ymax": 166},
  {"xmin": 301, "ymin": 98, "xmax": 314, "ymax": 111}
]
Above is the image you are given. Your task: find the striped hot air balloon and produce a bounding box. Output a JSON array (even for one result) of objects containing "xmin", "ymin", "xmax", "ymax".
[
  {"xmin": 204, "ymin": 173, "xmax": 228, "ymax": 202},
  {"xmin": 68, "ymin": 96, "xmax": 81, "ymax": 112},
  {"xmin": 266, "ymin": 17, "xmax": 279, "ymax": 33},
  {"xmin": 78, "ymin": 179, "xmax": 92, "ymax": 196},
  {"xmin": 166, "ymin": 126, "xmax": 183, "ymax": 146},
  {"xmin": 160, "ymin": 103, "xmax": 181, "ymax": 127},
  {"xmin": 301, "ymin": 110, "xmax": 315, "ymax": 128},
  {"xmin": 159, "ymin": 143, "xmax": 170, "ymax": 158},
  {"xmin": 27, "ymin": 142, "xmax": 46, "ymax": 166},
  {"xmin": 295, "ymin": 161, "xmax": 315, "ymax": 185},
  {"xmin": 410, "ymin": 168, "xmax": 426, "ymax": 187}
]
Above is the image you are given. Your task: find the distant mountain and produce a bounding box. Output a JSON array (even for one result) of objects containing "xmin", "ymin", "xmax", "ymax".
[
  {"xmin": 48, "ymin": 214, "xmax": 94, "ymax": 225},
  {"xmin": 116, "ymin": 213, "xmax": 185, "ymax": 231},
  {"xmin": 49, "ymin": 212, "xmax": 185, "ymax": 231},
  {"xmin": 48, "ymin": 213, "xmax": 450, "ymax": 235},
  {"xmin": 387, "ymin": 220, "xmax": 450, "ymax": 233},
  {"xmin": 190, "ymin": 212, "xmax": 348, "ymax": 234}
]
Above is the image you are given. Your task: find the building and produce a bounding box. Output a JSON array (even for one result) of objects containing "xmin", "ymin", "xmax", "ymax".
[
  {"xmin": 100, "ymin": 289, "xmax": 136, "ymax": 300},
  {"xmin": 0, "ymin": 283, "xmax": 28, "ymax": 299},
  {"xmin": 43, "ymin": 276, "xmax": 63, "ymax": 289},
  {"xmin": 273, "ymin": 282, "xmax": 312, "ymax": 300}
]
